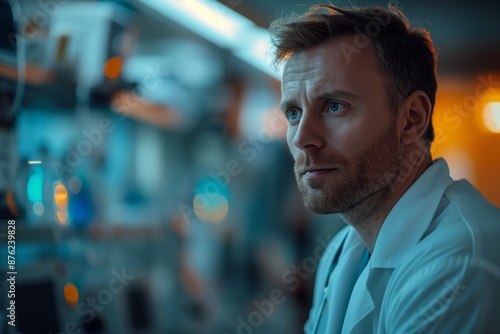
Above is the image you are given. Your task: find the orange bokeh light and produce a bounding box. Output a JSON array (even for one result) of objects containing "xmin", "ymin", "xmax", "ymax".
[
  {"xmin": 64, "ymin": 283, "xmax": 79, "ymax": 307},
  {"xmin": 54, "ymin": 183, "xmax": 68, "ymax": 208},
  {"xmin": 483, "ymin": 102, "xmax": 500, "ymax": 133},
  {"xmin": 54, "ymin": 182, "xmax": 69, "ymax": 224},
  {"xmin": 104, "ymin": 56, "xmax": 123, "ymax": 79}
]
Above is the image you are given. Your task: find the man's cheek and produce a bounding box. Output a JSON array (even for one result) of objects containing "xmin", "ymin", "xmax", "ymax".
[
  {"xmin": 291, "ymin": 149, "xmax": 302, "ymax": 164},
  {"xmin": 287, "ymin": 133, "xmax": 296, "ymax": 154}
]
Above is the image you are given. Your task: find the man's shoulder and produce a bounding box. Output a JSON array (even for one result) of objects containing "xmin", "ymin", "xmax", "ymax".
[
  {"xmin": 428, "ymin": 179, "xmax": 500, "ymax": 256},
  {"xmin": 443, "ymin": 179, "xmax": 500, "ymax": 224},
  {"xmin": 379, "ymin": 178, "xmax": 500, "ymax": 332},
  {"xmin": 390, "ymin": 178, "xmax": 500, "ymax": 289}
]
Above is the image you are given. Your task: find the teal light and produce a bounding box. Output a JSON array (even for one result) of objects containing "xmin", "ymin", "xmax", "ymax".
[{"xmin": 27, "ymin": 165, "xmax": 44, "ymax": 203}]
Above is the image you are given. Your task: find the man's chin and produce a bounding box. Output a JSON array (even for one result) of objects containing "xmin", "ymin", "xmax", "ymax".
[
  {"xmin": 304, "ymin": 203, "xmax": 336, "ymax": 214},
  {"xmin": 300, "ymin": 187, "xmax": 356, "ymax": 214},
  {"xmin": 301, "ymin": 193, "xmax": 338, "ymax": 214}
]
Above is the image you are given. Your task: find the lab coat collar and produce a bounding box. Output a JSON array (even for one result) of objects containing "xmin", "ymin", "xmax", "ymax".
[
  {"xmin": 370, "ymin": 158, "xmax": 454, "ymax": 269},
  {"xmin": 341, "ymin": 159, "xmax": 454, "ymax": 334}
]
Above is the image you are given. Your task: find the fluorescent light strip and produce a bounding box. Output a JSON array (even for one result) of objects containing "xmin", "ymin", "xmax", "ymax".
[
  {"xmin": 233, "ymin": 28, "xmax": 278, "ymax": 78},
  {"xmin": 28, "ymin": 161, "xmax": 42, "ymax": 164},
  {"xmin": 138, "ymin": 0, "xmax": 281, "ymax": 79}
]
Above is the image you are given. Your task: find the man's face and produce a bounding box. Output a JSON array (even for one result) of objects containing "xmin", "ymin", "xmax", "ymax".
[{"xmin": 281, "ymin": 35, "xmax": 404, "ymax": 214}]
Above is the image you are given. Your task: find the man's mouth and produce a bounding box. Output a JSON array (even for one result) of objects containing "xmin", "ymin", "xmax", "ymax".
[{"xmin": 301, "ymin": 168, "xmax": 338, "ymax": 178}]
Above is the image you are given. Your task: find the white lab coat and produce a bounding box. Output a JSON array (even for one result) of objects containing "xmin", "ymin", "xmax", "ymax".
[{"xmin": 305, "ymin": 158, "xmax": 500, "ymax": 333}]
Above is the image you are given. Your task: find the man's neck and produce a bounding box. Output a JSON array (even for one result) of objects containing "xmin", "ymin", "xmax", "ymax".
[{"xmin": 341, "ymin": 151, "xmax": 433, "ymax": 253}]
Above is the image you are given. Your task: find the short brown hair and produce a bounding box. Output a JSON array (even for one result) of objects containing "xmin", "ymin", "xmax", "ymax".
[{"xmin": 269, "ymin": 5, "xmax": 437, "ymax": 145}]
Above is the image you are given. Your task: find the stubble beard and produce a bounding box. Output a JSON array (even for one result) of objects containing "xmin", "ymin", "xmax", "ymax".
[{"xmin": 294, "ymin": 123, "xmax": 404, "ymax": 215}]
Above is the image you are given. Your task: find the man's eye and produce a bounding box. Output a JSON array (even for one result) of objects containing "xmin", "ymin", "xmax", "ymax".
[
  {"xmin": 288, "ymin": 109, "xmax": 299, "ymax": 121},
  {"xmin": 328, "ymin": 101, "xmax": 342, "ymax": 113}
]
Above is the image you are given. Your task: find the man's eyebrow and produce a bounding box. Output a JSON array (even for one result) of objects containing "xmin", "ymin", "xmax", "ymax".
[
  {"xmin": 316, "ymin": 90, "xmax": 358, "ymax": 101},
  {"xmin": 280, "ymin": 90, "xmax": 358, "ymax": 113},
  {"xmin": 280, "ymin": 99, "xmax": 297, "ymax": 113}
]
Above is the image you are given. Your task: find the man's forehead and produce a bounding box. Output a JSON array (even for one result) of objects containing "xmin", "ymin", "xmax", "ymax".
[
  {"xmin": 281, "ymin": 70, "xmax": 335, "ymax": 96},
  {"xmin": 281, "ymin": 51, "xmax": 342, "ymax": 95},
  {"xmin": 283, "ymin": 53, "xmax": 329, "ymax": 78},
  {"xmin": 283, "ymin": 46, "xmax": 330, "ymax": 74},
  {"xmin": 281, "ymin": 36, "xmax": 378, "ymax": 93}
]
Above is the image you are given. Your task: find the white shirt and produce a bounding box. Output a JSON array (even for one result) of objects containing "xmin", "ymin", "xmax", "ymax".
[{"xmin": 304, "ymin": 158, "xmax": 500, "ymax": 334}]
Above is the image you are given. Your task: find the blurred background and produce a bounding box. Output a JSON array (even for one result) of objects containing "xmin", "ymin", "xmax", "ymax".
[{"xmin": 0, "ymin": 0, "xmax": 499, "ymax": 333}]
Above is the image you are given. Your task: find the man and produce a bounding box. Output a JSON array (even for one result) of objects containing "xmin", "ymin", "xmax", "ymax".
[{"xmin": 270, "ymin": 4, "xmax": 500, "ymax": 334}]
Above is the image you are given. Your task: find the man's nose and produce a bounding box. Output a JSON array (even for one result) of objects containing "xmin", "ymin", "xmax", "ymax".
[{"xmin": 293, "ymin": 112, "xmax": 326, "ymax": 150}]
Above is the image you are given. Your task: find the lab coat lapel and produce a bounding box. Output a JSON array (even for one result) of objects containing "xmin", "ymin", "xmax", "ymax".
[
  {"xmin": 343, "ymin": 267, "xmax": 395, "ymax": 333},
  {"xmin": 341, "ymin": 266, "xmax": 374, "ymax": 333},
  {"xmin": 325, "ymin": 230, "xmax": 368, "ymax": 334}
]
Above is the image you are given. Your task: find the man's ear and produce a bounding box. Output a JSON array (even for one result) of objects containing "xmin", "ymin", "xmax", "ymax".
[{"xmin": 396, "ymin": 90, "xmax": 432, "ymax": 146}]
